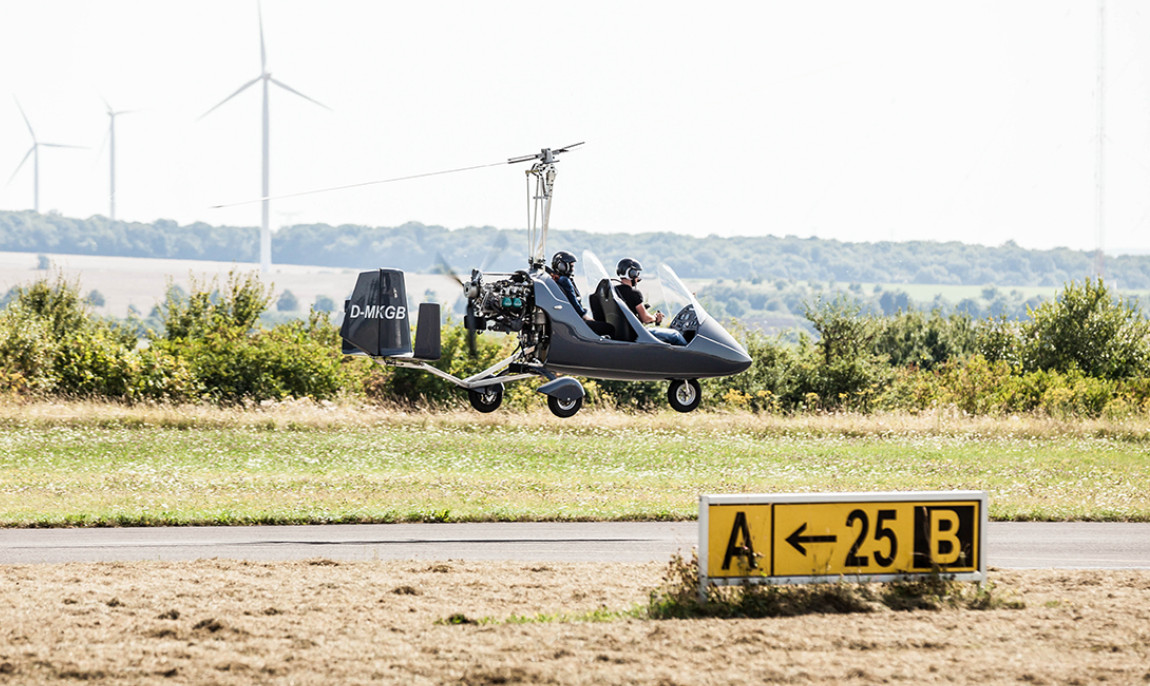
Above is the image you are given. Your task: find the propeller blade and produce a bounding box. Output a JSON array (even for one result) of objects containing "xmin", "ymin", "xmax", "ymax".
[
  {"xmin": 199, "ymin": 76, "xmax": 261, "ymax": 120},
  {"xmin": 13, "ymin": 97, "xmax": 35, "ymax": 139},
  {"xmin": 465, "ymin": 300, "xmax": 478, "ymax": 357},
  {"xmin": 478, "ymin": 234, "xmax": 509, "ymax": 272},
  {"xmin": 269, "ymin": 77, "xmax": 331, "ymax": 111},
  {"xmin": 5, "ymin": 147, "xmax": 34, "ymax": 187},
  {"xmin": 434, "ymin": 253, "xmax": 466, "ymax": 287}
]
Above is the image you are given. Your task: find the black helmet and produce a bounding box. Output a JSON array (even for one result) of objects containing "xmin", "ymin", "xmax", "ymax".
[
  {"xmin": 616, "ymin": 257, "xmax": 642, "ymax": 281},
  {"xmin": 551, "ymin": 250, "xmax": 577, "ymax": 276}
]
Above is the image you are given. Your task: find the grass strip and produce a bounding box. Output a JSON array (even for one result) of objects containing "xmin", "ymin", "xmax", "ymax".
[{"xmin": 1, "ymin": 404, "xmax": 1148, "ymax": 526}]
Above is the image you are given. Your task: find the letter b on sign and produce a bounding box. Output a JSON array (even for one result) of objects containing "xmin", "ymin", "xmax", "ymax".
[{"xmin": 913, "ymin": 505, "xmax": 976, "ymax": 570}]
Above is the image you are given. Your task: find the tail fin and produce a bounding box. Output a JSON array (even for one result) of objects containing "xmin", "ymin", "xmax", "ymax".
[{"xmin": 340, "ymin": 269, "xmax": 412, "ymax": 357}]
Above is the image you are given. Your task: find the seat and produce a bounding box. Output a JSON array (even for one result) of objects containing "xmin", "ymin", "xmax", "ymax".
[{"xmin": 591, "ymin": 279, "xmax": 634, "ymax": 342}]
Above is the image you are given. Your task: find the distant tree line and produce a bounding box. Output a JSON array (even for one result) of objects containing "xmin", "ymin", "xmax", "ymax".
[{"xmin": 4, "ymin": 209, "xmax": 1150, "ymax": 287}]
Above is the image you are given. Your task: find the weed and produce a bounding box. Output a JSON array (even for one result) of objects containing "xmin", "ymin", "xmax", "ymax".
[{"xmin": 645, "ymin": 552, "xmax": 1024, "ymax": 619}]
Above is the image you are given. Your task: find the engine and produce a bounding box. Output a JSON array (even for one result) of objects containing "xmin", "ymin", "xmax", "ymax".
[{"xmin": 466, "ymin": 270, "xmax": 536, "ymax": 335}]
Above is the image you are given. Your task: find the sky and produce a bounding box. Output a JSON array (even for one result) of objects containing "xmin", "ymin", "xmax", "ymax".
[{"xmin": 1, "ymin": 0, "xmax": 1149, "ymax": 254}]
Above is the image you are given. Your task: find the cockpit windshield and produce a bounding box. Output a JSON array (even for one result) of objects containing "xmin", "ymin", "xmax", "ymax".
[
  {"xmin": 581, "ymin": 250, "xmax": 611, "ymax": 292},
  {"xmin": 657, "ymin": 263, "xmax": 709, "ymax": 326}
]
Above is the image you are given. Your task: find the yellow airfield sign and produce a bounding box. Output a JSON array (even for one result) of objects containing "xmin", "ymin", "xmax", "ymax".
[{"xmin": 699, "ymin": 491, "xmax": 987, "ymax": 587}]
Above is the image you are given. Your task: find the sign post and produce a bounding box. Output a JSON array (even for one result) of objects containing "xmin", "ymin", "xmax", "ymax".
[{"xmin": 698, "ymin": 491, "xmax": 987, "ymax": 597}]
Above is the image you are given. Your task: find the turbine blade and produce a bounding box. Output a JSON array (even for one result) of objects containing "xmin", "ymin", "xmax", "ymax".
[
  {"xmin": 39, "ymin": 143, "xmax": 88, "ymax": 150},
  {"xmin": 269, "ymin": 78, "xmax": 330, "ymax": 110},
  {"xmin": 6, "ymin": 148, "xmax": 34, "ymax": 187},
  {"xmin": 13, "ymin": 97, "xmax": 35, "ymax": 139},
  {"xmin": 199, "ymin": 76, "xmax": 261, "ymax": 120},
  {"xmin": 95, "ymin": 128, "xmax": 110, "ymax": 161},
  {"xmin": 258, "ymin": 1, "xmax": 267, "ymax": 73}
]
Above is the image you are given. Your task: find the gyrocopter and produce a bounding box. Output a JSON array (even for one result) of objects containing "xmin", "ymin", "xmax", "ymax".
[{"xmin": 339, "ymin": 143, "xmax": 752, "ymax": 418}]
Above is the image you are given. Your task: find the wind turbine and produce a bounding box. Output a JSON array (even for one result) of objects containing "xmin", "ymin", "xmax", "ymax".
[
  {"xmin": 6, "ymin": 97, "xmax": 86, "ymax": 213},
  {"xmin": 101, "ymin": 98, "xmax": 136, "ymax": 221},
  {"xmin": 200, "ymin": 2, "xmax": 329, "ymax": 274}
]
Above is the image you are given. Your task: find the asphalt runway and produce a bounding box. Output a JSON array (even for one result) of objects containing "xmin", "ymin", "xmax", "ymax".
[{"xmin": 2, "ymin": 521, "xmax": 1149, "ymax": 568}]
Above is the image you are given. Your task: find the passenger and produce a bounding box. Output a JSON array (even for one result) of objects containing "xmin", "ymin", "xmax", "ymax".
[
  {"xmin": 550, "ymin": 251, "xmax": 614, "ymax": 338},
  {"xmin": 614, "ymin": 258, "xmax": 687, "ymax": 346}
]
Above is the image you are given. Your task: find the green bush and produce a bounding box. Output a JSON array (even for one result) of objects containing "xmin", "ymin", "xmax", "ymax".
[
  {"xmin": 1021, "ymin": 278, "xmax": 1150, "ymax": 380},
  {"xmin": 154, "ymin": 276, "xmax": 348, "ymax": 404}
]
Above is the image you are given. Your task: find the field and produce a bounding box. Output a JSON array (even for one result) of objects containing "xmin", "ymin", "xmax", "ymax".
[
  {"xmin": 1, "ymin": 560, "xmax": 1148, "ymax": 684},
  {"xmin": 3, "ymin": 401, "xmax": 1150, "ymax": 684},
  {"xmin": 0, "ymin": 251, "xmax": 463, "ymax": 318},
  {"xmin": 2, "ymin": 401, "xmax": 1149, "ymax": 526}
]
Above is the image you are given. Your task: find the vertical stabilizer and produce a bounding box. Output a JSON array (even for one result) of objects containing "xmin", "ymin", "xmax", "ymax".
[{"xmin": 340, "ymin": 269, "xmax": 412, "ymax": 357}]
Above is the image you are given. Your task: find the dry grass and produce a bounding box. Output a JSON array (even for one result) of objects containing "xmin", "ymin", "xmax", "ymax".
[
  {"xmin": 1, "ymin": 560, "xmax": 1148, "ymax": 684},
  {"xmin": 4, "ymin": 397, "xmax": 1150, "ymax": 439}
]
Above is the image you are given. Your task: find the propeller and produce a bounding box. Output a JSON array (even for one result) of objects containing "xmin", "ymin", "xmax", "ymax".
[{"xmin": 434, "ymin": 253, "xmax": 480, "ymax": 357}]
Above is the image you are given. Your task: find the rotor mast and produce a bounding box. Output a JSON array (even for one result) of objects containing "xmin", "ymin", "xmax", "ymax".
[{"xmin": 508, "ymin": 142, "xmax": 583, "ymax": 270}]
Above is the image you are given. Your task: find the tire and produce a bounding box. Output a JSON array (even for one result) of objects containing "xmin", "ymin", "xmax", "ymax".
[
  {"xmin": 547, "ymin": 394, "xmax": 583, "ymax": 418},
  {"xmin": 468, "ymin": 383, "xmax": 504, "ymax": 413},
  {"xmin": 667, "ymin": 379, "xmax": 701, "ymax": 413}
]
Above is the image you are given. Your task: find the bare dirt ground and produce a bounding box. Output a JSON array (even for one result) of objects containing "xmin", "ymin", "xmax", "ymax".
[{"xmin": 1, "ymin": 560, "xmax": 1148, "ymax": 685}]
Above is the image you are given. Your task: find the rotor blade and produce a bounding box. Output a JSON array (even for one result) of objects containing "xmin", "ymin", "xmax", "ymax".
[
  {"xmin": 507, "ymin": 141, "xmax": 585, "ymax": 164},
  {"xmin": 258, "ymin": 1, "xmax": 267, "ymax": 73},
  {"xmin": 5, "ymin": 148, "xmax": 34, "ymax": 187},
  {"xmin": 13, "ymin": 97, "xmax": 35, "ymax": 139},
  {"xmin": 269, "ymin": 78, "xmax": 330, "ymax": 110},
  {"xmin": 39, "ymin": 142, "xmax": 88, "ymax": 149},
  {"xmin": 210, "ymin": 159, "xmax": 505, "ymax": 209},
  {"xmin": 552, "ymin": 141, "xmax": 585, "ymax": 154},
  {"xmin": 199, "ymin": 76, "xmax": 261, "ymax": 120}
]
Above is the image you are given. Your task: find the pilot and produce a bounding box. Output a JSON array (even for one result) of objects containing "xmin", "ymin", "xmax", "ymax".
[
  {"xmin": 550, "ymin": 251, "xmax": 614, "ymax": 337},
  {"xmin": 615, "ymin": 258, "xmax": 687, "ymax": 346}
]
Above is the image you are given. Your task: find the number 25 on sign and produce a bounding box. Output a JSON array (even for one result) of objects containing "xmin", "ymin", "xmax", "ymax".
[{"xmin": 698, "ymin": 491, "xmax": 987, "ymax": 589}]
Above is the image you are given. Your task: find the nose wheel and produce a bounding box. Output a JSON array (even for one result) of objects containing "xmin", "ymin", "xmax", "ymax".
[
  {"xmin": 667, "ymin": 379, "xmax": 701, "ymax": 413},
  {"xmin": 468, "ymin": 383, "xmax": 504, "ymax": 413}
]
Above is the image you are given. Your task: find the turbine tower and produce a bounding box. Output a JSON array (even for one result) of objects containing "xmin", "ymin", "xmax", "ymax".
[
  {"xmin": 6, "ymin": 97, "xmax": 86, "ymax": 213},
  {"xmin": 200, "ymin": 2, "xmax": 328, "ymax": 274},
  {"xmin": 102, "ymin": 99, "xmax": 136, "ymax": 221}
]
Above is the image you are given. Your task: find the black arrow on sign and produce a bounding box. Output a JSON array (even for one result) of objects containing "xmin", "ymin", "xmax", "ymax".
[{"xmin": 786, "ymin": 523, "xmax": 837, "ymax": 555}]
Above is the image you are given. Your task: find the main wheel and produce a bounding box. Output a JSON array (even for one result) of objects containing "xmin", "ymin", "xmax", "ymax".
[
  {"xmin": 468, "ymin": 383, "xmax": 504, "ymax": 413},
  {"xmin": 547, "ymin": 394, "xmax": 583, "ymax": 418},
  {"xmin": 667, "ymin": 379, "xmax": 702, "ymax": 413}
]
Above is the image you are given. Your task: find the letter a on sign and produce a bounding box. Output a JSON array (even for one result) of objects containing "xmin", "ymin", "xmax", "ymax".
[{"xmin": 722, "ymin": 511, "xmax": 757, "ymax": 570}]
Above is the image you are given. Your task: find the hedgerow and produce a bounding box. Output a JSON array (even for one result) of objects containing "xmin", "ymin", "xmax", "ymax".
[{"xmin": 1, "ymin": 274, "xmax": 1148, "ymax": 416}]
